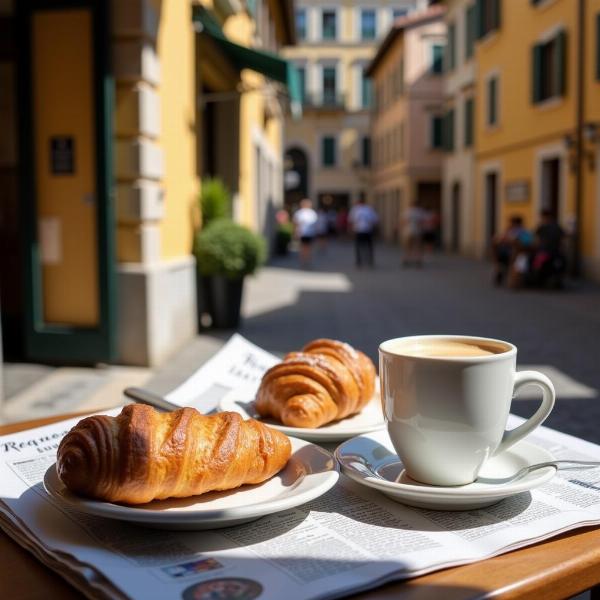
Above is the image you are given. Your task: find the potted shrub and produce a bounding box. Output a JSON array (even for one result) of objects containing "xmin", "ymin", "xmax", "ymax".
[
  {"xmin": 200, "ymin": 177, "xmax": 231, "ymax": 227},
  {"xmin": 194, "ymin": 219, "xmax": 266, "ymax": 329}
]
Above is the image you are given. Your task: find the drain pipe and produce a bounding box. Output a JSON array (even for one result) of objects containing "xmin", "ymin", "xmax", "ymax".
[{"xmin": 572, "ymin": 0, "xmax": 585, "ymax": 277}]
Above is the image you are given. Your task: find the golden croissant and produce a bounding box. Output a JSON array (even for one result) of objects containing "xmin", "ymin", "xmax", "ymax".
[
  {"xmin": 56, "ymin": 404, "xmax": 292, "ymax": 505},
  {"xmin": 255, "ymin": 338, "xmax": 376, "ymax": 428}
]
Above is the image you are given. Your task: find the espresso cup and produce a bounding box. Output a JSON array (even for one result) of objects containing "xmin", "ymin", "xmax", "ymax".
[{"xmin": 379, "ymin": 335, "xmax": 555, "ymax": 486}]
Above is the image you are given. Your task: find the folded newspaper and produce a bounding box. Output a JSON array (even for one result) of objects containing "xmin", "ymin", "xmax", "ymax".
[{"xmin": 2, "ymin": 335, "xmax": 600, "ymax": 600}]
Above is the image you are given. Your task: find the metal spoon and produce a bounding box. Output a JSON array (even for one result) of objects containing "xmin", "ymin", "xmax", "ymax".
[
  {"xmin": 476, "ymin": 460, "xmax": 600, "ymax": 485},
  {"xmin": 123, "ymin": 387, "xmax": 181, "ymax": 412}
]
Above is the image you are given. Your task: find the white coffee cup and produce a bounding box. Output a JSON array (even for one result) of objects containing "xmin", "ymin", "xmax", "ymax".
[{"xmin": 379, "ymin": 335, "xmax": 555, "ymax": 486}]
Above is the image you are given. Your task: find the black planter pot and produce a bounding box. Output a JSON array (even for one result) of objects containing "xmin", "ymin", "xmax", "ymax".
[
  {"xmin": 274, "ymin": 231, "xmax": 291, "ymax": 255},
  {"xmin": 197, "ymin": 274, "xmax": 244, "ymax": 330}
]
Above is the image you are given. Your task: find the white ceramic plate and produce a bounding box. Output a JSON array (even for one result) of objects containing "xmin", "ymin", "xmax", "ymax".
[
  {"xmin": 43, "ymin": 436, "xmax": 338, "ymax": 530},
  {"xmin": 219, "ymin": 386, "xmax": 385, "ymax": 442},
  {"xmin": 335, "ymin": 430, "xmax": 557, "ymax": 511}
]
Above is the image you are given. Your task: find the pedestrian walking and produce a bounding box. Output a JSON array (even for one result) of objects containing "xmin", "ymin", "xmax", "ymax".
[
  {"xmin": 402, "ymin": 202, "xmax": 426, "ymax": 267},
  {"xmin": 293, "ymin": 198, "xmax": 318, "ymax": 268},
  {"xmin": 348, "ymin": 198, "xmax": 379, "ymax": 267}
]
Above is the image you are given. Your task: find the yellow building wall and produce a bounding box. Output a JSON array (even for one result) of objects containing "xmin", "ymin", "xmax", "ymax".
[
  {"xmin": 473, "ymin": 0, "xmax": 577, "ymax": 254},
  {"xmin": 158, "ymin": 0, "xmax": 200, "ymax": 259}
]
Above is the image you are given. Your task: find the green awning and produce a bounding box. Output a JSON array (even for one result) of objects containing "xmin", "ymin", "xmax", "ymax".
[{"xmin": 193, "ymin": 6, "xmax": 302, "ymax": 119}]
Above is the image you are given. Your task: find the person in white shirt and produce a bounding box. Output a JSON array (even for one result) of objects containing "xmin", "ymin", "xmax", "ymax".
[
  {"xmin": 293, "ymin": 198, "xmax": 318, "ymax": 267},
  {"xmin": 348, "ymin": 198, "xmax": 379, "ymax": 267}
]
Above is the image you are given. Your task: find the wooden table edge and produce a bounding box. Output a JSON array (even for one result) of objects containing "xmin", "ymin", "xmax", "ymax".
[{"xmin": 1, "ymin": 413, "xmax": 600, "ymax": 600}]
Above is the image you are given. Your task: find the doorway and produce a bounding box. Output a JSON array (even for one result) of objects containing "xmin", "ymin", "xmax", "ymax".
[
  {"xmin": 540, "ymin": 157, "xmax": 560, "ymax": 220},
  {"xmin": 451, "ymin": 182, "xmax": 461, "ymax": 252},
  {"xmin": 284, "ymin": 147, "xmax": 309, "ymax": 210},
  {"xmin": 13, "ymin": 0, "xmax": 115, "ymax": 363},
  {"xmin": 485, "ymin": 171, "xmax": 498, "ymax": 253}
]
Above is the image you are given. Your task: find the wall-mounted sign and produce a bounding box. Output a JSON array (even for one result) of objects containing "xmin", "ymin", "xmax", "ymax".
[
  {"xmin": 505, "ymin": 180, "xmax": 529, "ymax": 202},
  {"xmin": 50, "ymin": 136, "xmax": 75, "ymax": 175}
]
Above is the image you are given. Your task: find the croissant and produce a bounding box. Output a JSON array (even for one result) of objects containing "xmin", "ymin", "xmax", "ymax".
[
  {"xmin": 255, "ymin": 339, "xmax": 376, "ymax": 428},
  {"xmin": 56, "ymin": 404, "xmax": 291, "ymax": 505}
]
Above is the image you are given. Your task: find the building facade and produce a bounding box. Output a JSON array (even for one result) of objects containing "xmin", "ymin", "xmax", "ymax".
[
  {"xmin": 473, "ymin": 0, "xmax": 600, "ymax": 279},
  {"xmin": 282, "ymin": 0, "xmax": 426, "ymax": 214},
  {"xmin": 440, "ymin": 0, "xmax": 476, "ymax": 255},
  {"xmin": 367, "ymin": 6, "xmax": 446, "ymax": 242},
  {"xmin": 0, "ymin": 0, "xmax": 296, "ymax": 366}
]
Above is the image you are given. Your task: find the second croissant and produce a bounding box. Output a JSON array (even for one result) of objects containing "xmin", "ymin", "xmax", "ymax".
[{"xmin": 255, "ymin": 338, "xmax": 376, "ymax": 429}]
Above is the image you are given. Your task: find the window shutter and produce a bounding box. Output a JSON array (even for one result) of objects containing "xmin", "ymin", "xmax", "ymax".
[
  {"xmin": 554, "ymin": 30, "xmax": 567, "ymax": 97},
  {"xmin": 475, "ymin": 0, "xmax": 484, "ymax": 39},
  {"xmin": 492, "ymin": 0, "xmax": 501, "ymax": 30},
  {"xmin": 464, "ymin": 98, "xmax": 474, "ymax": 147},
  {"xmin": 532, "ymin": 44, "xmax": 543, "ymax": 103}
]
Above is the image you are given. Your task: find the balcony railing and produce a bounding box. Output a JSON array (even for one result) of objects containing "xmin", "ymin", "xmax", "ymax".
[{"xmin": 302, "ymin": 92, "xmax": 346, "ymax": 110}]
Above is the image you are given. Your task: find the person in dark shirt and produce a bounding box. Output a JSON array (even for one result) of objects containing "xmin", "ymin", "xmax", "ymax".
[
  {"xmin": 532, "ymin": 210, "xmax": 566, "ymax": 287},
  {"xmin": 536, "ymin": 210, "xmax": 565, "ymax": 256}
]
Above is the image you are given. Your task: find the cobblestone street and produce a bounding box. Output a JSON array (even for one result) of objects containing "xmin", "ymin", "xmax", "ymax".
[{"xmin": 233, "ymin": 240, "xmax": 600, "ymax": 443}]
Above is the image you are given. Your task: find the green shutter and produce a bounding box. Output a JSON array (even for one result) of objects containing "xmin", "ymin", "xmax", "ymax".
[
  {"xmin": 475, "ymin": 0, "xmax": 484, "ymax": 39},
  {"xmin": 448, "ymin": 109, "xmax": 455, "ymax": 151},
  {"xmin": 322, "ymin": 137, "xmax": 336, "ymax": 166},
  {"xmin": 446, "ymin": 23, "xmax": 456, "ymax": 71},
  {"xmin": 492, "ymin": 0, "xmax": 501, "ymax": 30},
  {"xmin": 532, "ymin": 43, "xmax": 543, "ymax": 103},
  {"xmin": 464, "ymin": 97, "xmax": 474, "ymax": 147},
  {"xmin": 554, "ymin": 30, "xmax": 567, "ymax": 97},
  {"xmin": 488, "ymin": 78, "xmax": 497, "ymax": 125}
]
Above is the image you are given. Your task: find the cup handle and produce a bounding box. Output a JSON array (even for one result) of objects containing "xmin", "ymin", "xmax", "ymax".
[{"xmin": 494, "ymin": 370, "xmax": 555, "ymax": 456}]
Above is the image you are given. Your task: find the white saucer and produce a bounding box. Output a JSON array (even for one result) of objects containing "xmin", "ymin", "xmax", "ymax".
[
  {"xmin": 335, "ymin": 430, "xmax": 557, "ymax": 510},
  {"xmin": 43, "ymin": 436, "xmax": 338, "ymax": 530},
  {"xmin": 219, "ymin": 386, "xmax": 385, "ymax": 442}
]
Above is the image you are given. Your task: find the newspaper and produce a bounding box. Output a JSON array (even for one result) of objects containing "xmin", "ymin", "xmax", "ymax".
[
  {"xmin": 2, "ymin": 335, "xmax": 600, "ymax": 600},
  {"xmin": 165, "ymin": 334, "xmax": 279, "ymax": 412}
]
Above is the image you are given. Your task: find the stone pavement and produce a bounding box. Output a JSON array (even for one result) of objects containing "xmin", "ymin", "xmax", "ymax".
[{"xmin": 3, "ymin": 240, "xmax": 600, "ymax": 445}]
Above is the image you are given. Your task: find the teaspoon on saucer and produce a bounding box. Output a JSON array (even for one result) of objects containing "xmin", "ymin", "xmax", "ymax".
[{"xmin": 475, "ymin": 459, "xmax": 600, "ymax": 485}]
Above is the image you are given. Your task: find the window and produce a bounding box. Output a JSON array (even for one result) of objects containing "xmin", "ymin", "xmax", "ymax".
[
  {"xmin": 295, "ymin": 9, "xmax": 307, "ymax": 40},
  {"xmin": 487, "ymin": 75, "xmax": 498, "ymax": 126},
  {"xmin": 322, "ymin": 66, "xmax": 337, "ymax": 105},
  {"xmin": 322, "ymin": 9, "xmax": 337, "ymax": 40},
  {"xmin": 431, "ymin": 115, "xmax": 444, "ymax": 149},
  {"xmin": 360, "ymin": 67, "xmax": 372, "ymax": 108},
  {"xmin": 361, "ymin": 136, "xmax": 371, "ymax": 166},
  {"xmin": 532, "ymin": 31, "xmax": 567, "ymax": 103},
  {"xmin": 361, "ymin": 9, "xmax": 377, "ymax": 40},
  {"xmin": 297, "ymin": 66, "xmax": 306, "ymax": 103},
  {"xmin": 393, "ymin": 8, "xmax": 409, "ymax": 20},
  {"xmin": 476, "ymin": 0, "xmax": 501, "ymax": 39},
  {"xmin": 446, "ymin": 23, "xmax": 456, "ymax": 71},
  {"xmin": 465, "ymin": 4, "xmax": 476, "ymax": 59},
  {"xmin": 464, "ymin": 97, "xmax": 474, "ymax": 147},
  {"xmin": 444, "ymin": 109, "xmax": 455, "ymax": 151},
  {"xmin": 322, "ymin": 136, "xmax": 336, "ymax": 166},
  {"xmin": 431, "ymin": 44, "xmax": 445, "ymax": 74}
]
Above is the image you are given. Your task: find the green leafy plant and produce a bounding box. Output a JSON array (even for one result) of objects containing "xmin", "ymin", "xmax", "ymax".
[
  {"xmin": 200, "ymin": 178, "xmax": 231, "ymax": 227},
  {"xmin": 194, "ymin": 219, "xmax": 267, "ymax": 279}
]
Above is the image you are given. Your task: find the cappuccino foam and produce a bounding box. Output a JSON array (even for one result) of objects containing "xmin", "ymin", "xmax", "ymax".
[{"xmin": 387, "ymin": 339, "xmax": 508, "ymax": 358}]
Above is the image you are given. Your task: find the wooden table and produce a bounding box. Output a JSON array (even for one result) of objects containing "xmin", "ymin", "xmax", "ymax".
[{"xmin": 2, "ymin": 414, "xmax": 600, "ymax": 600}]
